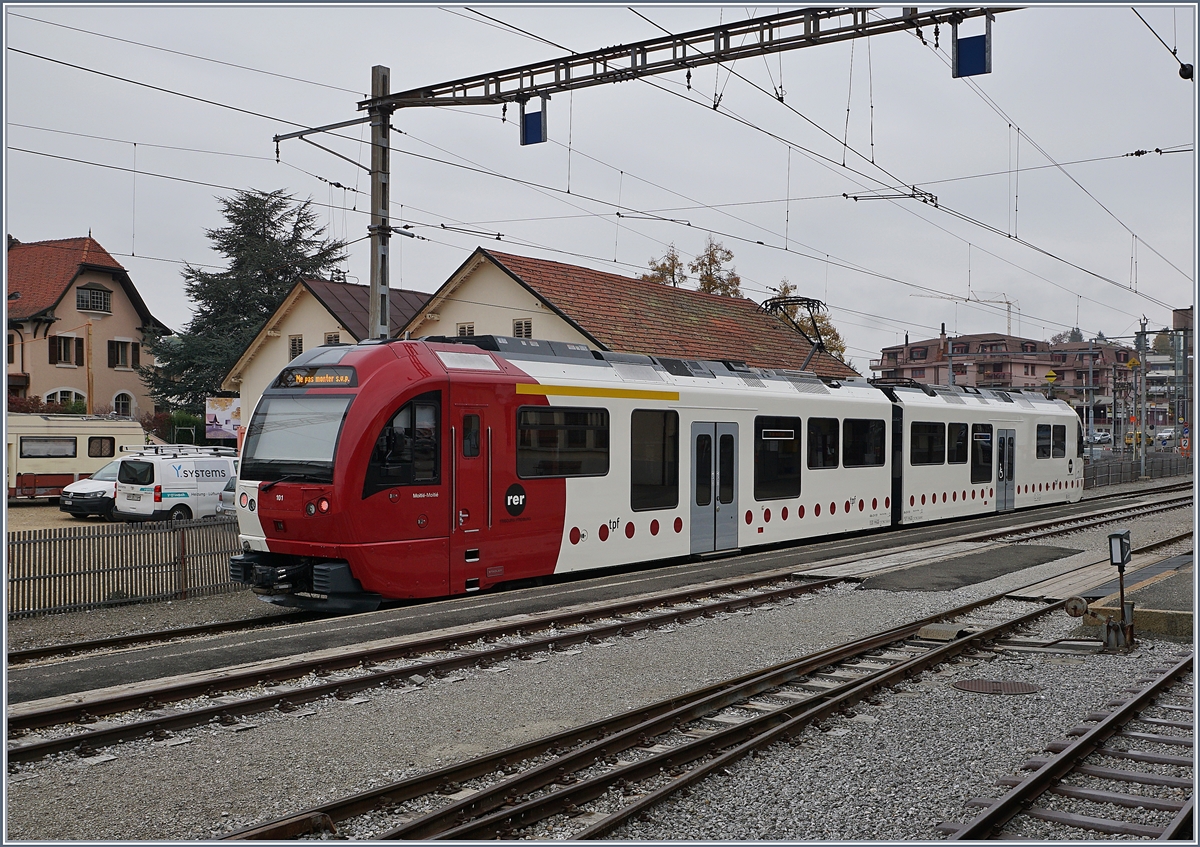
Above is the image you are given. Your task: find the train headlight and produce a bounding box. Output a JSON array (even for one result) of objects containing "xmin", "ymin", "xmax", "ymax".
[
  {"xmin": 318, "ymin": 497, "xmax": 331, "ymax": 513},
  {"xmin": 305, "ymin": 502, "xmax": 316, "ymax": 516},
  {"xmin": 239, "ymin": 492, "xmax": 248, "ymax": 508},
  {"xmin": 248, "ymin": 499, "xmax": 256, "ymax": 512}
]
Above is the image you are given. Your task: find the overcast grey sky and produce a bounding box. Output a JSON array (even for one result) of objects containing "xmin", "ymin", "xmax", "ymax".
[{"xmin": 5, "ymin": 4, "xmax": 1195, "ymax": 368}]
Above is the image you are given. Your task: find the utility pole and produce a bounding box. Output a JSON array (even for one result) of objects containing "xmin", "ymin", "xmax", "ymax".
[
  {"xmin": 1138, "ymin": 317, "xmax": 1149, "ymax": 478},
  {"xmin": 368, "ymin": 66, "xmax": 391, "ymax": 341},
  {"xmin": 1087, "ymin": 337, "xmax": 1095, "ymax": 462}
]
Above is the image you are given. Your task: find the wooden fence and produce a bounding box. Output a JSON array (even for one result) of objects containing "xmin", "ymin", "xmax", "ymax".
[
  {"xmin": 7, "ymin": 516, "xmax": 243, "ymax": 619},
  {"xmin": 1084, "ymin": 456, "xmax": 1192, "ymax": 489}
]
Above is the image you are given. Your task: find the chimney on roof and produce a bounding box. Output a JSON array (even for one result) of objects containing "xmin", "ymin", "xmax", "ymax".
[
  {"xmin": 7, "ymin": 235, "xmax": 19, "ymax": 249},
  {"xmin": 904, "ymin": 332, "xmax": 909, "ymax": 346},
  {"xmin": 940, "ymin": 322, "xmax": 947, "ymax": 355}
]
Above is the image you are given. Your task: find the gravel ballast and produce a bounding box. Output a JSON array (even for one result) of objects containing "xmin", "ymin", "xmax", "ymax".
[{"xmin": 5, "ymin": 491, "xmax": 1192, "ymax": 841}]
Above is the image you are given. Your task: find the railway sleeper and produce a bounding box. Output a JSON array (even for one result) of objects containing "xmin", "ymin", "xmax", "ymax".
[{"xmin": 993, "ymin": 779, "xmax": 1188, "ymax": 812}]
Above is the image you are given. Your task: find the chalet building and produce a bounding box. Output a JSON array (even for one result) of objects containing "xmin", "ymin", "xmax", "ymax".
[
  {"xmin": 221, "ymin": 277, "xmax": 430, "ymax": 419},
  {"xmin": 403, "ymin": 248, "xmax": 858, "ymax": 379},
  {"xmin": 6, "ymin": 235, "xmax": 167, "ymax": 417}
]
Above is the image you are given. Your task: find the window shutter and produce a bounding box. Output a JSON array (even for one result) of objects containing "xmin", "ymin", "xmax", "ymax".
[
  {"xmin": 108, "ymin": 340, "xmax": 118, "ymax": 368},
  {"xmin": 131, "ymin": 343, "xmax": 140, "ymax": 369},
  {"xmin": 75, "ymin": 337, "xmax": 85, "ymax": 368},
  {"xmin": 48, "ymin": 335, "xmax": 58, "ymax": 365}
]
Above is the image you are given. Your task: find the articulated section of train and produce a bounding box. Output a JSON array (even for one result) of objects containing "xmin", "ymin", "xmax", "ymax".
[{"xmin": 230, "ymin": 335, "xmax": 1083, "ymax": 611}]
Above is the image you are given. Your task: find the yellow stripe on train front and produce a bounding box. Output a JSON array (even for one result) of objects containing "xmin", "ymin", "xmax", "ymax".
[{"xmin": 515, "ymin": 383, "xmax": 680, "ymax": 401}]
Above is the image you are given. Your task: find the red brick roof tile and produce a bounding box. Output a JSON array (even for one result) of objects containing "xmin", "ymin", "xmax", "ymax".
[{"xmin": 482, "ymin": 249, "xmax": 857, "ymax": 378}]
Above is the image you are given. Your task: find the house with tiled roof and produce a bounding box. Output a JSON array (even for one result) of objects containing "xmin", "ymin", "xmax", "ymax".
[
  {"xmin": 220, "ymin": 277, "xmax": 431, "ymax": 419},
  {"xmin": 6, "ymin": 235, "xmax": 167, "ymax": 417},
  {"xmin": 402, "ymin": 248, "xmax": 858, "ymax": 379}
]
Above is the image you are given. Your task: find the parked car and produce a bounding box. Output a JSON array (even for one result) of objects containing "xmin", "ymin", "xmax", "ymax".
[
  {"xmin": 1087, "ymin": 431, "xmax": 1112, "ymax": 444},
  {"xmin": 215, "ymin": 476, "xmax": 237, "ymax": 515},
  {"xmin": 58, "ymin": 460, "xmax": 120, "ymax": 521},
  {"xmin": 1124, "ymin": 431, "xmax": 1144, "ymax": 447},
  {"xmin": 1157, "ymin": 427, "xmax": 1176, "ymax": 442}
]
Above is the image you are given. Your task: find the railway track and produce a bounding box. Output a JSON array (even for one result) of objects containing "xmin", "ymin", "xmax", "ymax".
[
  {"xmin": 222, "ymin": 594, "xmax": 1070, "ymax": 840},
  {"xmin": 7, "ymin": 489, "xmax": 1191, "ymax": 765},
  {"xmin": 940, "ymin": 652, "xmax": 1194, "ymax": 840},
  {"xmin": 8, "ymin": 480, "xmax": 1189, "ymax": 668},
  {"xmin": 5, "ymin": 572, "xmax": 845, "ymax": 761}
]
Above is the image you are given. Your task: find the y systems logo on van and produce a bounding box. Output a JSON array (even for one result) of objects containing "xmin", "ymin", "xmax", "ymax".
[{"xmin": 171, "ymin": 464, "xmax": 228, "ymax": 479}]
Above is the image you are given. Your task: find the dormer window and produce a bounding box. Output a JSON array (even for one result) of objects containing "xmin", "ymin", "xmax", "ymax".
[
  {"xmin": 1021, "ymin": 342, "xmax": 1037, "ymax": 353},
  {"xmin": 951, "ymin": 343, "xmax": 968, "ymax": 354},
  {"xmin": 909, "ymin": 346, "xmax": 928, "ymax": 360},
  {"xmin": 76, "ymin": 286, "xmax": 112, "ymax": 313}
]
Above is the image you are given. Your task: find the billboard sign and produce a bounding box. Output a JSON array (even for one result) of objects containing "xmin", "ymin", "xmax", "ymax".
[{"xmin": 205, "ymin": 397, "xmax": 241, "ymax": 441}]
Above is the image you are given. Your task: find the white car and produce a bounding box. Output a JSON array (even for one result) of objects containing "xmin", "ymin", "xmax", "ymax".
[
  {"xmin": 58, "ymin": 460, "xmax": 120, "ymax": 521},
  {"xmin": 215, "ymin": 476, "xmax": 237, "ymax": 515}
]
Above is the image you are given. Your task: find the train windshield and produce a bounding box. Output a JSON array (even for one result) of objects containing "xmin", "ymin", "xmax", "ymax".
[{"xmin": 241, "ymin": 394, "xmax": 353, "ymax": 483}]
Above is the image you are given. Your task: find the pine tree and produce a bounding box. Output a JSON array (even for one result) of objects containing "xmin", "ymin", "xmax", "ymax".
[
  {"xmin": 641, "ymin": 244, "xmax": 688, "ymax": 287},
  {"xmin": 688, "ymin": 236, "xmax": 741, "ymax": 297},
  {"xmin": 140, "ymin": 189, "xmax": 347, "ymax": 410}
]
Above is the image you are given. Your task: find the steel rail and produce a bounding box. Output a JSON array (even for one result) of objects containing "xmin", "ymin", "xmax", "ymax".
[
  {"xmin": 6, "ymin": 574, "xmax": 844, "ymax": 758},
  {"xmin": 946, "ymin": 652, "xmax": 1194, "ymax": 840},
  {"xmin": 986, "ymin": 496, "xmax": 1192, "ymax": 542},
  {"xmin": 398, "ymin": 603, "xmax": 1062, "ymax": 840},
  {"xmin": 10, "ymin": 479, "xmax": 1186, "ymax": 665},
  {"xmin": 6, "ymin": 611, "xmax": 314, "ymax": 666},
  {"xmin": 225, "ymin": 588, "xmax": 1042, "ymax": 840}
]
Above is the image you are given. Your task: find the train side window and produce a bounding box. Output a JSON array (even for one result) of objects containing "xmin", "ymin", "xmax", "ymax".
[
  {"xmin": 88, "ymin": 436, "xmax": 115, "ymax": 458},
  {"xmin": 807, "ymin": 418, "xmax": 839, "ymax": 469},
  {"xmin": 947, "ymin": 423, "xmax": 968, "ymax": 464},
  {"xmin": 696, "ymin": 434, "xmax": 712, "ymax": 507},
  {"xmin": 910, "ymin": 422, "xmax": 945, "ymax": 465},
  {"xmin": 1052, "ymin": 425, "xmax": 1066, "ymax": 458},
  {"xmin": 754, "ymin": 416, "xmax": 801, "ymax": 500},
  {"xmin": 19, "ymin": 436, "xmax": 77, "ymax": 458},
  {"xmin": 718, "ymin": 434, "xmax": 735, "ymax": 504},
  {"xmin": 843, "ymin": 419, "xmax": 886, "ymax": 468},
  {"xmin": 1077, "ymin": 421, "xmax": 1085, "ymax": 458},
  {"xmin": 1036, "ymin": 424, "xmax": 1052, "ymax": 459},
  {"xmin": 631, "ymin": 410, "xmax": 678, "ymax": 511},
  {"xmin": 971, "ymin": 424, "xmax": 993, "ymax": 483},
  {"xmin": 363, "ymin": 391, "xmax": 441, "ymax": 496},
  {"xmin": 462, "ymin": 415, "xmax": 480, "ymax": 458},
  {"xmin": 517, "ymin": 406, "xmax": 609, "ymax": 478}
]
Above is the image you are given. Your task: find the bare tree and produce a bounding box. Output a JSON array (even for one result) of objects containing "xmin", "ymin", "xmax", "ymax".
[
  {"xmin": 641, "ymin": 244, "xmax": 688, "ymax": 287},
  {"xmin": 688, "ymin": 236, "xmax": 741, "ymax": 297}
]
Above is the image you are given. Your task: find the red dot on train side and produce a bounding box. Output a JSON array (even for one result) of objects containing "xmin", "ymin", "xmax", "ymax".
[
  {"xmin": 910, "ymin": 495, "xmax": 915, "ymax": 507},
  {"xmin": 814, "ymin": 503, "xmax": 821, "ymax": 517},
  {"xmin": 569, "ymin": 527, "xmax": 581, "ymax": 545},
  {"xmin": 745, "ymin": 510, "xmax": 753, "ymax": 525},
  {"xmin": 798, "ymin": 505, "xmax": 805, "ymax": 518},
  {"xmin": 858, "ymin": 499, "xmax": 864, "ymax": 512},
  {"xmin": 920, "ymin": 494, "xmax": 926, "ymax": 505},
  {"xmin": 674, "ymin": 517, "xmax": 683, "ymax": 533},
  {"xmin": 782, "ymin": 507, "xmax": 789, "ymax": 521},
  {"xmin": 650, "ymin": 519, "xmax": 660, "ymax": 536},
  {"xmin": 764, "ymin": 508, "xmax": 771, "ymax": 523},
  {"xmin": 942, "ymin": 492, "xmax": 947, "ymax": 503},
  {"xmin": 952, "ymin": 491, "xmax": 957, "ymax": 501},
  {"xmin": 625, "ymin": 522, "xmax": 635, "ymax": 539},
  {"xmin": 844, "ymin": 500, "xmax": 851, "ymax": 513},
  {"xmin": 971, "ymin": 490, "xmax": 976, "ymax": 499},
  {"xmin": 885, "ymin": 497, "xmax": 890, "ymax": 508},
  {"xmin": 872, "ymin": 498, "xmax": 878, "ymax": 510},
  {"xmin": 830, "ymin": 502, "xmax": 837, "ymax": 514},
  {"xmin": 599, "ymin": 524, "xmax": 609, "ymax": 541}
]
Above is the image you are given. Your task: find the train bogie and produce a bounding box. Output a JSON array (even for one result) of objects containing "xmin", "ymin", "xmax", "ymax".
[{"xmin": 231, "ymin": 337, "xmax": 1084, "ymax": 610}]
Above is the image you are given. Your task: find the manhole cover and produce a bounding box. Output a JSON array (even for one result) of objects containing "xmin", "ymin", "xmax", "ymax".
[{"xmin": 952, "ymin": 679, "xmax": 1043, "ymax": 695}]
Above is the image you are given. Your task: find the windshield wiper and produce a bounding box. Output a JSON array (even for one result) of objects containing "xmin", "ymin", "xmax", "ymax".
[{"xmin": 261, "ymin": 474, "xmax": 307, "ymax": 492}]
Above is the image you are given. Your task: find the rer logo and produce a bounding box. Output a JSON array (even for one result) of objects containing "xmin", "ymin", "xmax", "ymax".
[{"xmin": 505, "ymin": 483, "xmax": 527, "ymax": 517}]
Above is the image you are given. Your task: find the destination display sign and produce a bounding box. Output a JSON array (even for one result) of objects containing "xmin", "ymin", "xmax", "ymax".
[{"xmin": 274, "ymin": 366, "xmax": 358, "ymax": 389}]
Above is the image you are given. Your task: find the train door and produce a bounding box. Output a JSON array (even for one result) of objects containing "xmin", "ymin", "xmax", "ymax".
[
  {"xmin": 448, "ymin": 390, "xmax": 493, "ymax": 593},
  {"xmin": 690, "ymin": 422, "xmax": 739, "ymax": 555},
  {"xmin": 996, "ymin": 428, "xmax": 1016, "ymax": 511}
]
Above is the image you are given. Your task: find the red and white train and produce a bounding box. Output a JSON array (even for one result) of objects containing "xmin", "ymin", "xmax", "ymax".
[{"xmin": 230, "ymin": 336, "xmax": 1084, "ymax": 611}]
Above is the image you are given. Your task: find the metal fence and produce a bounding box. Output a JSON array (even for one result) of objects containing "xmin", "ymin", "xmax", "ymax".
[
  {"xmin": 1084, "ymin": 456, "xmax": 1193, "ymax": 489},
  {"xmin": 7, "ymin": 516, "xmax": 243, "ymax": 619}
]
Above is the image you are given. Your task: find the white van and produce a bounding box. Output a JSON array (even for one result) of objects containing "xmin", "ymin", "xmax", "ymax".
[{"xmin": 113, "ymin": 445, "xmax": 238, "ymax": 521}]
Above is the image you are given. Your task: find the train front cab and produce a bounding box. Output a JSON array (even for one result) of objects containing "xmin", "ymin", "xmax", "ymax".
[{"xmin": 233, "ymin": 340, "xmax": 571, "ymax": 610}]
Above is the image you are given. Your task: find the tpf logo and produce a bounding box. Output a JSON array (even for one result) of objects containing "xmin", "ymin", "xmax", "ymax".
[{"xmin": 505, "ymin": 483, "xmax": 527, "ymax": 517}]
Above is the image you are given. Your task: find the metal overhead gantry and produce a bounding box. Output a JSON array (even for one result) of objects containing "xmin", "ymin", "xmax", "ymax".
[{"xmin": 276, "ymin": 6, "xmax": 1006, "ymax": 339}]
